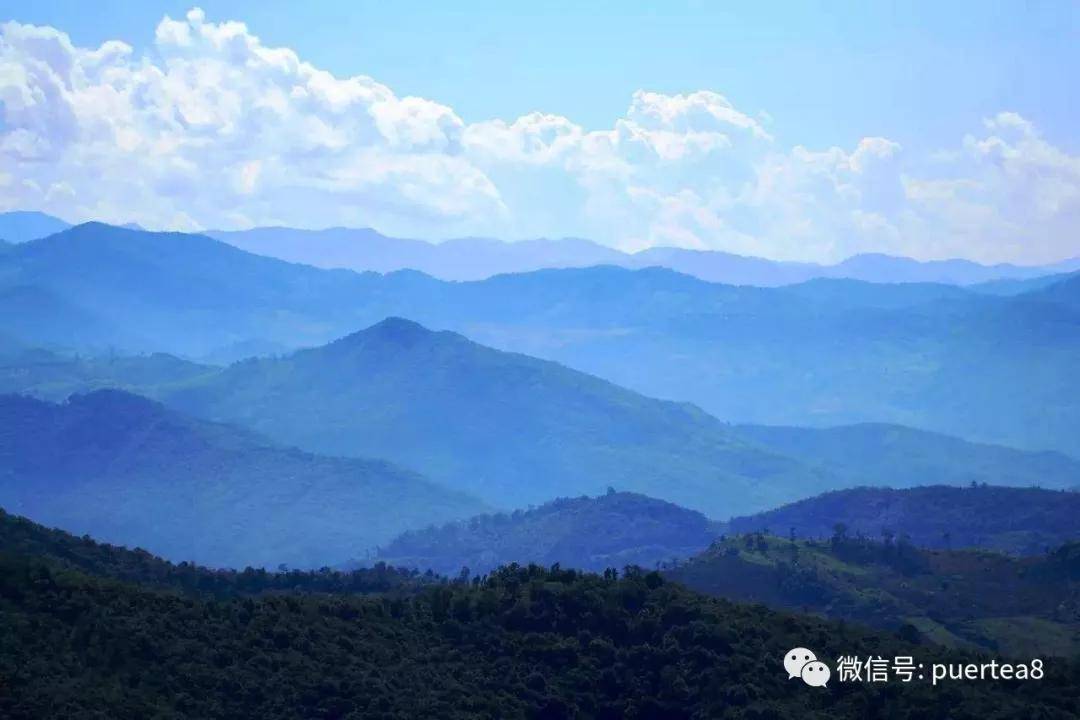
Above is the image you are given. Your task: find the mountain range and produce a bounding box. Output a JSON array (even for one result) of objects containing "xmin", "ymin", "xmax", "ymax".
[
  {"xmin": 5, "ymin": 210, "xmax": 1077, "ymax": 286},
  {"xmin": 0, "ymin": 390, "xmax": 484, "ymax": 568},
  {"xmin": 4, "ymin": 317, "xmax": 1077, "ymax": 520},
  {"xmin": 374, "ymin": 485, "xmax": 1080, "ymax": 580},
  {"xmin": 209, "ymin": 224, "xmax": 1080, "ymax": 285},
  {"xmin": 9, "ymin": 509, "xmax": 1076, "ymax": 719},
  {"xmin": 3, "ymin": 220, "xmax": 1080, "ymax": 453}
]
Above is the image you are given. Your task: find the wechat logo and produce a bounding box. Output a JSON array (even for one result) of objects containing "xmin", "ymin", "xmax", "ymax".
[{"xmin": 785, "ymin": 647, "xmax": 831, "ymax": 687}]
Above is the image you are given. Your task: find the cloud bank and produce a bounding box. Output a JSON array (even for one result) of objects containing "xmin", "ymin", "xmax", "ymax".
[{"xmin": 1, "ymin": 8, "xmax": 1077, "ymax": 263}]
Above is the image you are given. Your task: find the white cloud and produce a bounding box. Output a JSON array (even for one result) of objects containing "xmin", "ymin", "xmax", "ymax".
[{"xmin": 0, "ymin": 10, "xmax": 1077, "ymax": 263}]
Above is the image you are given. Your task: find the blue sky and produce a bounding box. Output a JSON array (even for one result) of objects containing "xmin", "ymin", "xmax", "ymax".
[{"xmin": 1, "ymin": 2, "xmax": 1078, "ymax": 262}]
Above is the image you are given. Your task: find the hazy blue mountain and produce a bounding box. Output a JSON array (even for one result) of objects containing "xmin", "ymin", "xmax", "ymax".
[
  {"xmin": 207, "ymin": 226, "xmax": 439, "ymax": 273},
  {"xmin": 0, "ymin": 390, "xmax": 485, "ymax": 568},
  {"xmin": 0, "ymin": 211, "xmax": 70, "ymax": 243},
  {"xmin": 444, "ymin": 268, "xmax": 1080, "ymax": 455},
  {"xmin": 824, "ymin": 252, "xmax": 1068, "ymax": 285},
  {"xmin": 772, "ymin": 277, "xmax": 973, "ymax": 308},
  {"xmin": 968, "ymin": 271, "xmax": 1078, "ymax": 296},
  {"xmin": 0, "ymin": 284, "xmax": 131, "ymax": 350},
  {"xmin": 6, "ymin": 223, "xmax": 1080, "ymax": 454},
  {"xmin": 1027, "ymin": 272, "xmax": 1080, "ymax": 310},
  {"xmin": 631, "ymin": 249, "xmax": 1080, "ymax": 286},
  {"xmin": 730, "ymin": 422, "xmax": 1080, "ymax": 491},
  {"xmin": 207, "ymin": 225, "xmax": 1072, "ymax": 285},
  {"xmin": 160, "ymin": 317, "xmax": 834, "ymax": 517},
  {"xmin": 725, "ymin": 485, "xmax": 1080, "ymax": 556},
  {"xmin": 208, "ymin": 223, "xmax": 1077, "ymax": 285},
  {"xmin": 376, "ymin": 491, "xmax": 720, "ymax": 575},
  {"xmin": 0, "ymin": 222, "xmax": 398, "ymax": 355},
  {"xmin": 0, "ymin": 347, "xmax": 214, "ymax": 401},
  {"xmin": 623, "ymin": 246, "xmax": 814, "ymax": 285},
  {"xmin": 3, "ymin": 320, "xmax": 1073, "ymax": 517},
  {"xmin": 195, "ymin": 337, "xmax": 296, "ymax": 365},
  {"xmin": 208, "ymin": 226, "xmax": 624, "ymax": 280}
]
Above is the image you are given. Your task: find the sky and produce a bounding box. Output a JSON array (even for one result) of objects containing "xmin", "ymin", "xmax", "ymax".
[{"xmin": 1, "ymin": 1, "xmax": 1078, "ymax": 263}]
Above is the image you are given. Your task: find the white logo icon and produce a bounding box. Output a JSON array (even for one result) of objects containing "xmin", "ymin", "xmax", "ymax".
[
  {"xmin": 785, "ymin": 647, "xmax": 830, "ymax": 687},
  {"xmin": 784, "ymin": 647, "xmax": 817, "ymax": 679},
  {"xmin": 801, "ymin": 660, "xmax": 831, "ymax": 687}
]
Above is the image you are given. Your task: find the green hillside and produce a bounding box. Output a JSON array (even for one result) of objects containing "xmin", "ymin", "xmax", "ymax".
[
  {"xmin": 1, "ymin": 512, "xmax": 1077, "ymax": 719},
  {"xmin": 726, "ymin": 485, "xmax": 1080, "ymax": 555},
  {"xmin": 0, "ymin": 390, "xmax": 484, "ymax": 568},
  {"xmin": 0, "ymin": 507, "xmax": 429, "ymax": 597},
  {"xmin": 669, "ymin": 533, "xmax": 1080, "ymax": 657},
  {"xmin": 377, "ymin": 491, "xmax": 721, "ymax": 575}
]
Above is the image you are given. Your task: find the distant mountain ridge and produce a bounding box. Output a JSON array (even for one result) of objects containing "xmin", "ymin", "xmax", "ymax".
[
  {"xmin": 0, "ymin": 211, "xmax": 71, "ymax": 243},
  {"xmin": 0, "ymin": 390, "xmax": 485, "ymax": 568},
  {"xmin": 208, "ymin": 223, "xmax": 1080, "ymax": 285},
  {"xmin": 729, "ymin": 423, "xmax": 1080, "ymax": 492},
  {"xmin": 5, "ymin": 212, "xmax": 1072, "ymax": 286}
]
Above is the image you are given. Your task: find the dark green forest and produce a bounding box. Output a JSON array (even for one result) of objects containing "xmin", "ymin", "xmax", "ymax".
[
  {"xmin": 727, "ymin": 485, "xmax": 1080, "ymax": 555},
  {"xmin": 670, "ymin": 531, "xmax": 1080, "ymax": 657},
  {"xmin": 2, "ymin": 509, "xmax": 1080, "ymax": 719}
]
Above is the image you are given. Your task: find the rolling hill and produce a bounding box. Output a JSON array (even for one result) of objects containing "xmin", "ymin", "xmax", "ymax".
[
  {"xmin": 668, "ymin": 533, "xmax": 1080, "ymax": 658},
  {"xmin": 377, "ymin": 483, "xmax": 1080, "ymax": 578},
  {"xmin": 376, "ymin": 491, "xmax": 720, "ymax": 575},
  {"xmin": 0, "ymin": 390, "xmax": 485, "ymax": 568},
  {"xmin": 161, "ymin": 317, "xmax": 829, "ymax": 517},
  {"xmin": 0, "ymin": 507, "xmax": 429, "ymax": 597},
  {"xmin": 726, "ymin": 485, "xmax": 1080, "ymax": 555}
]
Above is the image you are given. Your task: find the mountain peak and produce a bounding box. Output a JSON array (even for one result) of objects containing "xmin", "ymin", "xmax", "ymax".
[
  {"xmin": 0, "ymin": 210, "xmax": 71, "ymax": 243},
  {"xmin": 341, "ymin": 317, "xmax": 437, "ymax": 346}
]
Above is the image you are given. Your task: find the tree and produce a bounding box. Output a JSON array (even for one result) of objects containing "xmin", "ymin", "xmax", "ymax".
[{"xmin": 831, "ymin": 523, "xmax": 848, "ymax": 544}]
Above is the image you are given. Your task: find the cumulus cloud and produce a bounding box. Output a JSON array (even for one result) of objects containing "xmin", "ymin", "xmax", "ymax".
[{"xmin": 0, "ymin": 9, "xmax": 1077, "ymax": 263}]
